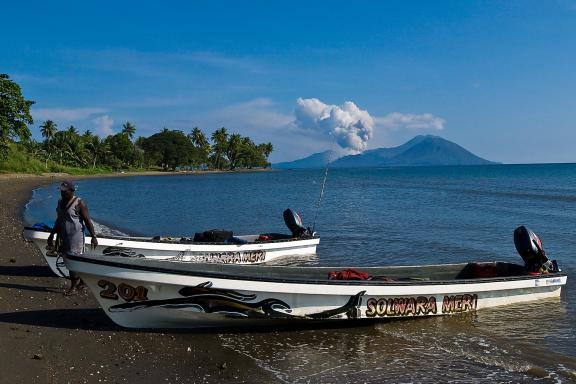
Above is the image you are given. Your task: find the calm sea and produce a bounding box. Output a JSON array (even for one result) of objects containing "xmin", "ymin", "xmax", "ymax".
[{"xmin": 25, "ymin": 164, "xmax": 576, "ymax": 383}]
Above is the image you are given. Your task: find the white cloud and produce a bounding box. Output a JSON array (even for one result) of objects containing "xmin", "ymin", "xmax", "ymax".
[
  {"xmin": 93, "ymin": 115, "xmax": 114, "ymax": 136},
  {"xmin": 374, "ymin": 112, "xmax": 445, "ymax": 130},
  {"xmin": 294, "ymin": 98, "xmax": 374, "ymax": 152},
  {"xmin": 32, "ymin": 107, "xmax": 107, "ymax": 122},
  {"xmin": 62, "ymin": 48, "xmax": 262, "ymax": 78},
  {"xmin": 117, "ymin": 96, "xmax": 200, "ymax": 109},
  {"xmin": 215, "ymin": 98, "xmax": 293, "ymax": 129},
  {"xmin": 10, "ymin": 73, "xmax": 58, "ymax": 85}
]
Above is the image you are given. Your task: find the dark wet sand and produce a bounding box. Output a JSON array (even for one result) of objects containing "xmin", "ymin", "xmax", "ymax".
[{"xmin": 0, "ymin": 175, "xmax": 279, "ymax": 384}]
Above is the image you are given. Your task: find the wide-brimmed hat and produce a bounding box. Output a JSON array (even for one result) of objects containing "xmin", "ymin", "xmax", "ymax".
[{"xmin": 60, "ymin": 179, "xmax": 76, "ymax": 192}]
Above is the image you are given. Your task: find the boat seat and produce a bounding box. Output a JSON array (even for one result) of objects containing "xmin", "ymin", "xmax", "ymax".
[
  {"xmin": 257, "ymin": 233, "xmax": 293, "ymax": 241},
  {"xmin": 456, "ymin": 262, "xmax": 527, "ymax": 279}
]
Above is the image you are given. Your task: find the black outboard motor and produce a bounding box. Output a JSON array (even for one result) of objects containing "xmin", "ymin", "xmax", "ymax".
[
  {"xmin": 513, "ymin": 225, "xmax": 559, "ymax": 273},
  {"xmin": 283, "ymin": 209, "xmax": 313, "ymax": 238}
]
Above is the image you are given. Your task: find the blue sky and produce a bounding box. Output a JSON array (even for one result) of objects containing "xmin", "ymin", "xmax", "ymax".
[{"xmin": 2, "ymin": 1, "xmax": 575, "ymax": 163}]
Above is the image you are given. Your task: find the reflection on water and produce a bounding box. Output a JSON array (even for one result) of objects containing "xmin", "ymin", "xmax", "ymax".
[{"xmin": 220, "ymin": 303, "xmax": 576, "ymax": 383}]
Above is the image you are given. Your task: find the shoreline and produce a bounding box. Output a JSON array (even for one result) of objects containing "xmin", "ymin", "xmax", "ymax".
[
  {"xmin": 0, "ymin": 177, "xmax": 279, "ymax": 383},
  {"xmin": 0, "ymin": 167, "xmax": 276, "ymax": 181}
]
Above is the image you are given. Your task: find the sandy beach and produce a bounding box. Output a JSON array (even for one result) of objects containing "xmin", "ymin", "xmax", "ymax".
[{"xmin": 0, "ymin": 175, "xmax": 278, "ymax": 384}]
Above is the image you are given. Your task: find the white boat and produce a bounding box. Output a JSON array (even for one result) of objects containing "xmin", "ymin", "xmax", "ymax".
[
  {"xmin": 23, "ymin": 209, "xmax": 320, "ymax": 278},
  {"xmin": 64, "ymin": 226, "xmax": 567, "ymax": 329}
]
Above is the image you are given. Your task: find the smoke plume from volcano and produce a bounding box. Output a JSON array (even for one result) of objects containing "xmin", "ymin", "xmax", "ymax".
[{"xmin": 294, "ymin": 98, "xmax": 374, "ymax": 152}]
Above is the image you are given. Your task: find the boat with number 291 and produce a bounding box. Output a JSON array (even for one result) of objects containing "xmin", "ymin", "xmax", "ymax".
[{"xmin": 64, "ymin": 226, "xmax": 567, "ymax": 329}]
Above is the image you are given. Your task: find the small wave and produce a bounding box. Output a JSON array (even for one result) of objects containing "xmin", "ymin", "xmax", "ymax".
[
  {"xmin": 23, "ymin": 188, "xmax": 38, "ymax": 210},
  {"xmin": 92, "ymin": 220, "xmax": 129, "ymax": 237},
  {"xmin": 24, "ymin": 186, "xmax": 56, "ymax": 210},
  {"xmin": 445, "ymin": 187, "xmax": 576, "ymax": 203}
]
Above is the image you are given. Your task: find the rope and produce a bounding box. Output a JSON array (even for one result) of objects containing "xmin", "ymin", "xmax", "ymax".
[{"xmin": 311, "ymin": 136, "xmax": 337, "ymax": 233}]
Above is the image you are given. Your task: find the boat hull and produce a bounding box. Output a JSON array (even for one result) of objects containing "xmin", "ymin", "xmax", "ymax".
[
  {"xmin": 23, "ymin": 228, "xmax": 320, "ymax": 278},
  {"xmin": 65, "ymin": 254, "xmax": 567, "ymax": 329}
]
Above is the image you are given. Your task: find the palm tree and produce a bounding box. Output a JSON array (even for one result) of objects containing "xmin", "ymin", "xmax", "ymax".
[
  {"xmin": 66, "ymin": 125, "xmax": 78, "ymax": 136},
  {"xmin": 40, "ymin": 120, "xmax": 57, "ymax": 141},
  {"xmin": 238, "ymin": 137, "xmax": 256, "ymax": 168},
  {"xmin": 51, "ymin": 131, "xmax": 70, "ymax": 164},
  {"xmin": 189, "ymin": 127, "xmax": 207, "ymax": 147},
  {"xmin": 122, "ymin": 121, "xmax": 136, "ymax": 139},
  {"xmin": 66, "ymin": 135, "xmax": 90, "ymax": 167},
  {"xmin": 189, "ymin": 127, "xmax": 211, "ymax": 165},
  {"xmin": 211, "ymin": 127, "xmax": 228, "ymax": 170},
  {"xmin": 85, "ymin": 135, "xmax": 109, "ymax": 168},
  {"xmin": 39, "ymin": 120, "xmax": 58, "ymax": 167},
  {"xmin": 226, "ymin": 133, "xmax": 242, "ymax": 169},
  {"xmin": 255, "ymin": 142, "xmax": 274, "ymax": 167},
  {"xmin": 262, "ymin": 142, "xmax": 273, "ymax": 158}
]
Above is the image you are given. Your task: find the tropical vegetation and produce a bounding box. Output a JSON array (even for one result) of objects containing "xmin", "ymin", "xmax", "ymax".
[{"xmin": 0, "ymin": 74, "xmax": 274, "ymax": 174}]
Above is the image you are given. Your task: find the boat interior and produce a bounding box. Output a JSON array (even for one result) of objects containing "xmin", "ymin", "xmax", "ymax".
[
  {"xmin": 25, "ymin": 226, "xmax": 316, "ymax": 244},
  {"xmin": 82, "ymin": 255, "xmax": 548, "ymax": 283}
]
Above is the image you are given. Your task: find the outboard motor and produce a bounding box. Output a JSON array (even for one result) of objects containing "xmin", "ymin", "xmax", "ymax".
[
  {"xmin": 513, "ymin": 225, "xmax": 559, "ymax": 273},
  {"xmin": 283, "ymin": 209, "xmax": 313, "ymax": 238}
]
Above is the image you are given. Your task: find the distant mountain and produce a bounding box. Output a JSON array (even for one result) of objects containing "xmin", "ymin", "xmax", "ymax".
[
  {"xmin": 329, "ymin": 135, "xmax": 430, "ymax": 168},
  {"xmin": 273, "ymin": 150, "xmax": 337, "ymax": 169},
  {"xmin": 273, "ymin": 135, "xmax": 498, "ymax": 169}
]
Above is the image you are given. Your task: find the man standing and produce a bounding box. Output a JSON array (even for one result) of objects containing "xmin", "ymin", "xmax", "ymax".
[{"xmin": 47, "ymin": 179, "xmax": 98, "ymax": 295}]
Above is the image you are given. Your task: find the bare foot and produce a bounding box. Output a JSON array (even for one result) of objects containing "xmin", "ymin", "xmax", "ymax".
[
  {"xmin": 63, "ymin": 287, "xmax": 79, "ymax": 296},
  {"xmin": 64, "ymin": 284, "xmax": 85, "ymax": 296}
]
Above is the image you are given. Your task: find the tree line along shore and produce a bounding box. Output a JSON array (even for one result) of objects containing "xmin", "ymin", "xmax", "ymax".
[{"xmin": 0, "ymin": 73, "xmax": 274, "ymax": 175}]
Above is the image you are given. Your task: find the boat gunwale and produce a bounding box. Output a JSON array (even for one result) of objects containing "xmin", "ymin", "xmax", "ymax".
[
  {"xmin": 66, "ymin": 254, "xmax": 567, "ymax": 287},
  {"xmin": 23, "ymin": 227, "xmax": 320, "ymax": 245}
]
